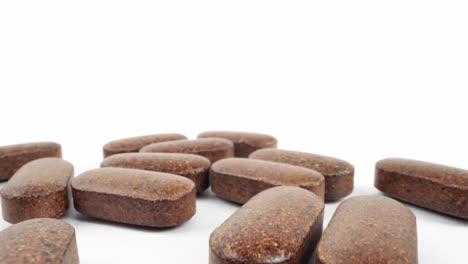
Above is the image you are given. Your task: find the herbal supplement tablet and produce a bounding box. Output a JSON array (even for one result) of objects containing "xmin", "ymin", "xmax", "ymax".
[
  {"xmin": 210, "ymin": 186, "xmax": 324, "ymax": 264},
  {"xmin": 210, "ymin": 158, "xmax": 324, "ymax": 204},
  {"xmin": 375, "ymin": 158, "xmax": 468, "ymax": 219},
  {"xmin": 72, "ymin": 167, "xmax": 196, "ymax": 227},
  {"xmin": 140, "ymin": 138, "xmax": 234, "ymax": 163},
  {"xmin": 103, "ymin": 133, "xmax": 187, "ymax": 158},
  {"xmin": 316, "ymin": 195, "xmax": 417, "ymax": 264},
  {"xmin": 0, "ymin": 142, "xmax": 62, "ymax": 181},
  {"xmin": 0, "ymin": 158, "xmax": 74, "ymax": 223},
  {"xmin": 101, "ymin": 152, "xmax": 210, "ymax": 193},
  {"xmin": 250, "ymin": 148, "xmax": 354, "ymax": 200},
  {"xmin": 198, "ymin": 131, "xmax": 277, "ymax": 157},
  {"xmin": 0, "ymin": 218, "xmax": 79, "ymax": 264}
]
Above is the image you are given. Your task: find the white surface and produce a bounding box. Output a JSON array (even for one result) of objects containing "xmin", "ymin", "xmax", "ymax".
[{"xmin": 0, "ymin": 0, "xmax": 467, "ymax": 263}]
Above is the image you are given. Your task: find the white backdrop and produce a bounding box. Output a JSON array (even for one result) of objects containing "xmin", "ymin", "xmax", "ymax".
[{"xmin": 1, "ymin": 0, "xmax": 467, "ymax": 263}]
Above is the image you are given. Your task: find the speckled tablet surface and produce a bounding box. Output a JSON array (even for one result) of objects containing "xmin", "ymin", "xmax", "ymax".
[
  {"xmin": 0, "ymin": 157, "xmax": 74, "ymax": 223},
  {"xmin": 0, "ymin": 142, "xmax": 62, "ymax": 181},
  {"xmin": 375, "ymin": 158, "xmax": 468, "ymax": 219},
  {"xmin": 250, "ymin": 148, "xmax": 354, "ymax": 200},
  {"xmin": 101, "ymin": 152, "xmax": 211, "ymax": 193},
  {"xmin": 140, "ymin": 138, "xmax": 234, "ymax": 163},
  {"xmin": 103, "ymin": 133, "xmax": 187, "ymax": 158},
  {"xmin": 210, "ymin": 158, "xmax": 324, "ymax": 204},
  {"xmin": 72, "ymin": 167, "xmax": 196, "ymax": 227},
  {"xmin": 210, "ymin": 186, "xmax": 324, "ymax": 264},
  {"xmin": 316, "ymin": 195, "xmax": 417, "ymax": 264},
  {"xmin": 198, "ymin": 131, "xmax": 277, "ymax": 157},
  {"xmin": 0, "ymin": 218, "xmax": 79, "ymax": 264}
]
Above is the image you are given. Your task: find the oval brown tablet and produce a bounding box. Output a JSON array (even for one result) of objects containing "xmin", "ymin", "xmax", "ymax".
[
  {"xmin": 375, "ymin": 158, "xmax": 468, "ymax": 219},
  {"xmin": 0, "ymin": 218, "xmax": 79, "ymax": 264},
  {"xmin": 140, "ymin": 138, "xmax": 234, "ymax": 163},
  {"xmin": 210, "ymin": 158, "xmax": 324, "ymax": 204},
  {"xmin": 198, "ymin": 131, "xmax": 277, "ymax": 157},
  {"xmin": 101, "ymin": 153, "xmax": 211, "ymax": 193},
  {"xmin": 103, "ymin": 133, "xmax": 187, "ymax": 158},
  {"xmin": 210, "ymin": 186, "xmax": 324, "ymax": 264},
  {"xmin": 316, "ymin": 195, "xmax": 417, "ymax": 264},
  {"xmin": 0, "ymin": 158, "xmax": 74, "ymax": 223},
  {"xmin": 0, "ymin": 142, "xmax": 62, "ymax": 181},
  {"xmin": 71, "ymin": 167, "xmax": 196, "ymax": 227},
  {"xmin": 250, "ymin": 149, "xmax": 354, "ymax": 201}
]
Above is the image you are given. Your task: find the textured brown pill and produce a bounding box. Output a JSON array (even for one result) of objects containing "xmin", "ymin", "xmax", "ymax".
[
  {"xmin": 249, "ymin": 148, "xmax": 354, "ymax": 201},
  {"xmin": 0, "ymin": 158, "xmax": 74, "ymax": 224},
  {"xmin": 0, "ymin": 142, "xmax": 62, "ymax": 181},
  {"xmin": 209, "ymin": 186, "xmax": 324, "ymax": 264},
  {"xmin": 102, "ymin": 133, "xmax": 187, "ymax": 158},
  {"xmin": 0, "ymin": 218, "xmax": 79, "ymax": 264},
  {"xmin": 316, "ymin": 195, "xmax": 417, "ymax": 264},
  {"xmin": 375, "ymin": 158, "xmax": 468, "ymax": 219},
  {"xmin": 101, "ymin": 152, "xmax": 211, "ymax": 193},
  {"xmin": 198, "ymin": 131, "xmax": 277, "ymax": 157},
  {"xmin": 210, "ymin": 158, "xmax": 324, "ymax": 204},
  {"xmin": 72, "ymin": 167, "xmax": 196, "ymax": 227},
  {"xmin": 140, "ymin": 138, "xmax": 234, "ymax": 163}
]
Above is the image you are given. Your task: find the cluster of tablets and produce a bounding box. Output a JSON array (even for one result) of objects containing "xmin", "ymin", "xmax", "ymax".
[{"xmin": 0, "ymin": 131, "xmax": 466, "ymax": 263}]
